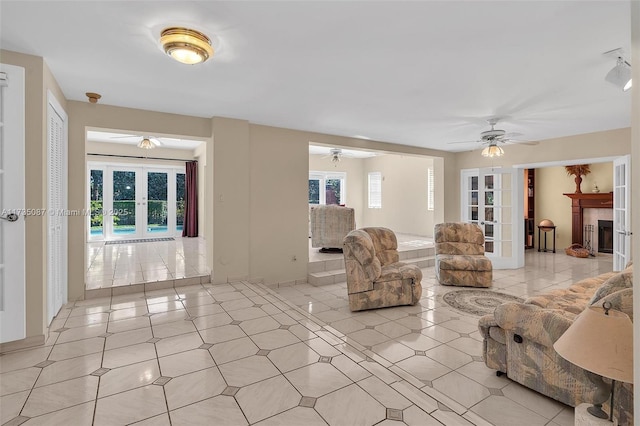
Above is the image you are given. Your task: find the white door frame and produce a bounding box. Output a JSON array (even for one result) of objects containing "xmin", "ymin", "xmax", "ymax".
[
  {"xmin": 613, "ymin": 155, "xmax": 631, "ymax": 271},
  {"xmin": 0, "ymin": 64, "xmax": 26, "ymax": 343},
  {"xmin": 461, "ymin": 167, "xmax": 524, "ymax": 269},
  {"xmin": 512, "ymin": 155, "xmax": 624, "ymax": 264}
]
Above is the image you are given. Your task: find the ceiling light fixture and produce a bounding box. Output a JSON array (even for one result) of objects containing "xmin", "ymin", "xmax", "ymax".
[
  {"xmin": 85, "ymin": 92, "xmax": 101, "ymax": 103},
  {"xmin": 160, "ymin": 27, "xmax": 213, "ymax": 65},
  {"xmin": 138, "ymin": 137, "xmax": 155, "ymax": 149},
  {"xmin": 605, "ymin": 56, "xmax": 632, "ymax": 92},
  {"xmin": 481, "ymin": 143, "xmax": 504, "ymax": 158}
]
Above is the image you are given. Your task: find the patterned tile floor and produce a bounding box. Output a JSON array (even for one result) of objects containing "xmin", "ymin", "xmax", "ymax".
[{"xmin": 1, "ymin": 251, "xmax": 613, "ymax": 425}]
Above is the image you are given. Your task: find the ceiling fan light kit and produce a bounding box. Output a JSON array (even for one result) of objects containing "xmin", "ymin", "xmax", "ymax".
[
  {"xmin": 138, "ymin": 137, "xmax": 155, "ymax": 149},
  {"xmin": 330, "ymin": 148, "xmax": 342, "ymax": 163},
  {"xmin": 481, "ymin": 144, "xmax": 504, "ymax": 158},
  {"xmin": 160, "ymin": 27, "xmax": 213, "ymax": 65}
]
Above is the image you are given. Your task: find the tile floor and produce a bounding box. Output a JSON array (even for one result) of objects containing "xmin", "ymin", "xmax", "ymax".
[
  {"xmin": 1, "ymin": 251, "xmax": 613, "ymax": 425},
  {"xmin": 86, "ymin": 238, "xmax": 210, "ymax": 290}
]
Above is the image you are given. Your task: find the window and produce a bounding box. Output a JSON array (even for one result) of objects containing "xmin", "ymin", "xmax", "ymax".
[
  {"xmin": 309, "ymin": 171, "xmax": 346, "ymax": 205},
  {"xmin": 368, "ymin": 172, "xmax": 382, "ymax": 208},
  {"xmin": 427, "ymin": 167, "xmax": 435, "ymax": 211}
]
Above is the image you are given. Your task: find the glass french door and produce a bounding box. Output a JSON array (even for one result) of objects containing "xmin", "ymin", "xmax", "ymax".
[
  {"xmin": 613, "ymin": 155, "xmax": 630, "ymax": 271},
  {"xmin": 461, "ymin": 167, "xmax": 524, "ymax": 269},
  {"xmin": 88, "ymin": 163, "xmax": 185, "ymax": 240}
]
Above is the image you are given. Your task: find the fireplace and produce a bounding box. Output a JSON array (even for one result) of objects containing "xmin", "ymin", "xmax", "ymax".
[{"xmin": 598, "ymin": 220, "xmax": 613, "ymax": 254}]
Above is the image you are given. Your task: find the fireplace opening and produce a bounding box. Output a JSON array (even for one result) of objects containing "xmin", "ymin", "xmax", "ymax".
[{"xmin": 598, "ymin": 220, "xmax": 613, "ymax": 254}]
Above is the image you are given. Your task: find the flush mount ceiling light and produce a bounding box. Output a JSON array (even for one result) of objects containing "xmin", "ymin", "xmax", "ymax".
[
  {"xmin": 481, "ymin": 143, "xmax": 504, "ymax": 158},
  {"xmin": 160, "ymin": 27, "xmax": 213, "ymax": 65}
]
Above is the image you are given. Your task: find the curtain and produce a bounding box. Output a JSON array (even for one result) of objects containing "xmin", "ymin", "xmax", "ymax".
[{"xmin": 182, "ymin": 161, "xmax": 198, "ymax": 237}]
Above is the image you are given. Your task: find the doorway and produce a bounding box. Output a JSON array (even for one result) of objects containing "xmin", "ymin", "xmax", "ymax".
[{"xmin": 88, "ymin": 163, "xmax": 185, "ymax": 240}]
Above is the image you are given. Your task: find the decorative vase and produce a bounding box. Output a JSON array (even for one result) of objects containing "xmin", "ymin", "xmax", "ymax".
[{"xmin": 574, "ymin": 175, "xmax": 582, "ymax": 193}]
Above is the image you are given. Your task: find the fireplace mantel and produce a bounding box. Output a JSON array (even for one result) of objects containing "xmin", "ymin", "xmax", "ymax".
[{"xmin": 563, "ymin": 192, "xmax": 613, "ymax": 245}]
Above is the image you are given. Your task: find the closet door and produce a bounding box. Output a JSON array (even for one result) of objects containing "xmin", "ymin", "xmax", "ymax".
[{"xmin": 47, "ymin": 92, "xmax": 68, "ymax": 324}]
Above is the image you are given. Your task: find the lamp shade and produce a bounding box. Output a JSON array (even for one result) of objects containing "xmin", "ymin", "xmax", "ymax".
[{"xmin": 553, "ymin": 306, "xmax": 633, "ymax": 383}]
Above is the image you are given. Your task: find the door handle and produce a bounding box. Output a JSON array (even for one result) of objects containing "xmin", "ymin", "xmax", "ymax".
[{"xmin": 0, "ymin": 213, "xmax": 19, "ymax": 222}]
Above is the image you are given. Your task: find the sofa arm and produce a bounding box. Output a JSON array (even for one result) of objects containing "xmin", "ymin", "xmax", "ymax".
[
  {"xmin": 478, "ymin": 314, "xmax": 498, "ymax": 339},
  {"xmin": 494, "ymin": 302, "xmax": 575, "ymax": 348}
]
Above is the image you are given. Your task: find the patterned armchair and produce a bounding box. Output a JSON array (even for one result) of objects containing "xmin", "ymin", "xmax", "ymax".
[
  {"xmin": 434, "ymin": 222, "xmax": 492, "ymax": 288},
  {"xmin": 343, "ymin": 227, "xmax": 422, "ymax": 312},
  {"xmin": 310, "ymin": 205, "xmax": 356, "ymax": 252}
]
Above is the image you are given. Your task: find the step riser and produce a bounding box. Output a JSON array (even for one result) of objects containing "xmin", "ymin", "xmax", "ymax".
[
  {"xmin": 308, "ymin": 252, "xmax": 435, "ymax": 286},
  {"xmin": 85, "ymin": 274, "xmax": 211, "ymax": 299}
]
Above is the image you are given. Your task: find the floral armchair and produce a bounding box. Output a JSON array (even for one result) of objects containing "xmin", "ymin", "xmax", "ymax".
[
  {"xmin": 434, "ymin": 222, "xmax": 492, "ymax": 288},
  {"xmin": 343, "ymin": 227, "xmax": 422, "ymax": 311}
]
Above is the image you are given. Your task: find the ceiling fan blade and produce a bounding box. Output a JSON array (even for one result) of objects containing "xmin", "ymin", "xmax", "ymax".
[
  {"xmin": 446, "ymin": 139, "xmax": 481, "ymax": 145},
  {"xmin": 503, "ymin": 139, "xmax": 539, "ymax": 146},
  {"xmin": 503, "ymin": 132, "xmax": 523, "ymax": 138},
  {"xmin": 110, "ymin": 134, "xmax": 138, "ymax": 139}
]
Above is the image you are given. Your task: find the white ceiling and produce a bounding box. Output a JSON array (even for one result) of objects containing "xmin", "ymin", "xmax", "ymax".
[
  {"xmin": 309, "ymin": 145, "xmax": 379, "ymax": 159},
  {"xmin": 0, "ymin": 1, "xmax": 632, "ymax": 152},
  {"xmin": 86, "ymin": 130, "xmax": 204, "ymax": 150}
]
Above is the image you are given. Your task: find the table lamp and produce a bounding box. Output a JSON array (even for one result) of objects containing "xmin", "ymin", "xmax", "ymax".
[{"xmin": 553, "ymin": 302, "xmax": 633, "ymax": 420}]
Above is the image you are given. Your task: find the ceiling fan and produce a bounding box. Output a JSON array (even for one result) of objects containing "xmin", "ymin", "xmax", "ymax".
[
  {"xmin": 327, "ymin": 148, "xmax": 343, "ymax": 163},
  {"xmin": 448, "ymin": 117, "xmax": 538, "ymax": 152}
]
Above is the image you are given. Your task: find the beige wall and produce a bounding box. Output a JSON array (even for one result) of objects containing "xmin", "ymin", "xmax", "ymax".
[
  {"xmin": 362, "ymin": 154, "xmax": 436, "ymax": 236},
  {"xmin": 211, "ymin": 117, "xmax": 251, "ymax": 283},
  {"xmin": 211, "ymin": 120, "xmax": 452, "ymax": 285},
  {"xmin": 534, "ymin": 162, "xmax": 613, "ymax": 250},
  {"xmin": 249, "ymin": 125, "xmax": 310, "ymax": 284}
]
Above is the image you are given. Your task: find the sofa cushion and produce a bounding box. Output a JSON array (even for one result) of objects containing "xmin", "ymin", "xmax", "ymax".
[
  {"xmin": 590, "ymin": 269, "xmax": 634, "ymax": 305},
  {"xmin": 434, "ymin": 222, "xmax": 484, "ymax": 245},
  {"xmin": 435, "ymin": 241, "xmax": 484, "ymax": 256},
  {"xmin": 436, "ymin": 254, "xmax": 492, "ymax": 271}
]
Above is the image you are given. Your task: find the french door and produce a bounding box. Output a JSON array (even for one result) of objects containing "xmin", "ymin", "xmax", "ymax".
[
  {"xmin": 461, "ymin": 167, "xmax": 524, "ymax": 269},
  {"xmin": 613, "ymin": 155, "xmax": 631, "ymax": 271},
  {"xmin": 88, "ymin": 163, "xmax": 185, "ymax": 240}
]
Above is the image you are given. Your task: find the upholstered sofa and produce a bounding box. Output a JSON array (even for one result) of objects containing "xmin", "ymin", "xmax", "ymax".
[
  {"xmin": 479, "ymin": 264, "xmax": 633, "ymax": 424},
  {"xmin": 310, "ymin": 204, "xmax": 356, "ymax": 252},
  {"xmin": 434, "ymin": 222, "xmax": 492, "ymax": 287},
  {"xmin": 343, "ymin": 227, "xmax": 422, "ymax": 311}
]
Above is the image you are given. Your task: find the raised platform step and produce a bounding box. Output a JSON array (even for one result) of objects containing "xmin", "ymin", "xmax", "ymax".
[{"xmin": 308, "ymin": 246, "xmax": 435, "ymax": 286}]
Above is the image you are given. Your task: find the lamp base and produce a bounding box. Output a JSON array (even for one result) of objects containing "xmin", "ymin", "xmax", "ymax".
[{"xmin": 587, "ymin": 405, "xmax": 608, "ymax": 419}]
